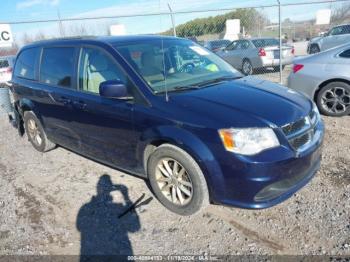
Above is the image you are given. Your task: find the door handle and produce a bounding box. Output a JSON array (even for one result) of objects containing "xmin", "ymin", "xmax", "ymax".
[
  {"xmin": 72, "ymin": 100, "xmax": 87, "ymax": 110},
  {"xmin": 57, "ymin": 96, "xmax": 71, "ymax": 105}
]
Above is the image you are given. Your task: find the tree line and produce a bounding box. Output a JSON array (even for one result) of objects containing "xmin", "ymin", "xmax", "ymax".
[{"xmin": 162, "ymin": 8, "xmax": 270, "ymax": 37}]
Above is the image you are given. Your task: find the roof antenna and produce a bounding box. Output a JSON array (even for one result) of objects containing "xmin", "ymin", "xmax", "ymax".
[
  {"xmin": 159, "ymin": 0, "xmax": 169, "ymax": 102},
  {"xmin": 161, "ymin": 37, "xmax": 169, "ymax": 102}
]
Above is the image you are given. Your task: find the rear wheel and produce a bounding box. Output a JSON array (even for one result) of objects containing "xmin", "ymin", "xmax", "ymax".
[
  {"xmin": 316, "ymin": 82, "xmax": 350, "ymax": 117},
  {"xmin": 273, "ymin": 65, "xmax": 286, "ymax": 72},
  {"xmin": 147, "ymin": 144, "xmax": 209, "ymax": 216},
  {"xmin": 242, "ymin": 59, "xmax": 253, "ymax": 75},
  {"xmin": 23, "ymin": 111, "xmax": 56, "ymax": 152}
]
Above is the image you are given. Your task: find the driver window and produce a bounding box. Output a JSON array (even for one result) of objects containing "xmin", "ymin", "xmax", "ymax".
[
  {"xmin": 79, "ymin": 47, "xmax": 127, "ymax": 94},
  {"xmin": 329, "ymin": 27, "xmax": 342, "ymax": 36}
]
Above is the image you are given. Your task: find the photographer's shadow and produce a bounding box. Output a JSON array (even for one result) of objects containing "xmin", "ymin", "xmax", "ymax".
[{"xmin": 77, "ymin": 174, "xmax": 141, "ymax": 259}]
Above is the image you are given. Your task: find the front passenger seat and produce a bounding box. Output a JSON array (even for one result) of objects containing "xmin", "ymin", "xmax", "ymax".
[{"xmin": 87, "ymin": 53, "xmax": 120, "ymax": 93}]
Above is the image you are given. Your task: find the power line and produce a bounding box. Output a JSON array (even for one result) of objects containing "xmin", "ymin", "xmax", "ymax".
[{"xmin": 4, "ymin": 0, "xmax": 350, "ymax": 25}]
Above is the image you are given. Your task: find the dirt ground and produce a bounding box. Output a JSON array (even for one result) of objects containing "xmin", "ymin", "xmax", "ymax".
[{"xmin": 0, "ymin": 112, "xmax": 349, "ymax": 257}]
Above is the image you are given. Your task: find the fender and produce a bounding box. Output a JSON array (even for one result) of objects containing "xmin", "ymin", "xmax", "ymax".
[
  {"xmin": 137, "ymin": 125, "xmax": 225, "ymax": 202},
  {"xmin": 18, "ymin": 98, "xmax": 46, "ymax": 127}
]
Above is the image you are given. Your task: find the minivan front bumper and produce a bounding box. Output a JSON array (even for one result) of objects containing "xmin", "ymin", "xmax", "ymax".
[{"xmin": 209, "ymin": 120, "xmax": 324, "ymax": 209}]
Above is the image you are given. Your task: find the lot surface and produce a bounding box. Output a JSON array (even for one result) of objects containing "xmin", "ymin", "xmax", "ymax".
[{"xmin": 0, "ymin": 110, "xmax": 349, "ymax": 257}]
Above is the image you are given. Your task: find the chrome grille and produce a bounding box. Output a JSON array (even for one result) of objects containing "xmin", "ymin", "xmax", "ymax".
[
  {"xmin": 289, "ymin": 131, "xmax": 311, "ymax": 150},
  {"xmin": 282, "ymin": 110, "xmax": 318, "ymax": 152}
]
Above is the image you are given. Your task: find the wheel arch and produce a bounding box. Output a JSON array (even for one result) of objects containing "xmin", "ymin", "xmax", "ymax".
[
  {"xmin": 138, "ymin": 126, "xmax": 224, "ymax": 201},
  {"xmin": 314, "ymin": 78, "xmax": 350, "ymax": 103},
  {"xmin": 309, "ymin": 43, "xmax": 321, "ymax": 53}
]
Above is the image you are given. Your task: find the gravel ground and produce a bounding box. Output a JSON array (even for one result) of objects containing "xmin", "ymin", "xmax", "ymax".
[{"xmin": 0, "ymin": 112, "xmax": 349, "ymax": 257}]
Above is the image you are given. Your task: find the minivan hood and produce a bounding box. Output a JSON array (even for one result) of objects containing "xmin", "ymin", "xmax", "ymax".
[{"xmin": 171, "ymin": 77, "xmax": 312, "ymax": 128}]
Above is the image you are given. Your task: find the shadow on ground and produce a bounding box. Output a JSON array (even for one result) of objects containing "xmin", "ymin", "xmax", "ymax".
[{"xmin": 76, "ymin": 174, "xmax": 142, "ymax": 261}]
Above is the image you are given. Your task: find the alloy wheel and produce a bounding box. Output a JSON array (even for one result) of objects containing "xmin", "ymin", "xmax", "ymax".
[
  {"xmin": 321, "ymin": 87, "xmax": 350, "ymax": 115},
  {"xmin": 27, "ymin": 119, "xmax": 43, "ymax": 147},
  {"xmin": 155, "ymin": 158, "xmax": 193, "ymax": 206},
  {"xmin": 242, "ymin": 60, "xmax": 253, "ymax": 75}
]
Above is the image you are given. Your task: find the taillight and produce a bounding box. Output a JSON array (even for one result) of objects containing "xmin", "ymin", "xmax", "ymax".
[
  {"xmin": 258, "ymin": 48, "xmax": 266, "ymax": 56},
  {"xmin": 293, "ymin": 64, "xmax": 304, "ymax": 73},
  {"xmin": 291, "ymin": 47, "xmax": 295, "ymax": 55},
  {"xmin": 6, "ymin": 68, "xmax": 12, "ymax": 74}
]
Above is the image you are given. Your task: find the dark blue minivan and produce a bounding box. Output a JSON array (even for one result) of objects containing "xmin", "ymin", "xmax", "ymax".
[{"xmin": 10, "ymin": 35, "xmax": 324, "ymax": 215}]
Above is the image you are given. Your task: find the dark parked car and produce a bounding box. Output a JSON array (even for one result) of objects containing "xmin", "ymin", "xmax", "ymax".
[{"xmin": 10, "ymin": 36, "xmax": 324, "ymax": 215}]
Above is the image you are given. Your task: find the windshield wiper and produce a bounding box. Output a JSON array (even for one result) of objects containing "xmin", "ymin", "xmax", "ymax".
[
  {"xmin": 155, "ymin": 85, "xmax": 200, "ymax": 94},
  {"xmin": 154, "ymin": 76, "xmax": 242, "ymax": 95},
  {"xmin": 195, "ymin": 76, "xmax": 243, "ymax": 87}
]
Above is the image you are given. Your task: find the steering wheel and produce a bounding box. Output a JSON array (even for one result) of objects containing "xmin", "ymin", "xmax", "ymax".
[{"xmin": 178, "ymin": 63, "xmax": 195, "ymax": 73}]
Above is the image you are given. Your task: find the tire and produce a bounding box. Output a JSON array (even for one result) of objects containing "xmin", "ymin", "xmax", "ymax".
[
  {"xmin": 309, "ymin": 44, "xmax": 320, "ymax": 54},
  {"xmin": 242, "ymin": 59, "xmax": 253, "ymax": 76},
  {"xmin": 23, "ymin": 111, "xmax": 56, "ymax": 152},
  {"xmin": 273, "ymin": 65, "xmax": 286, "ymax": 72},
  {"xmin": 147, "ymin": 144, "xmax": 209, "ymax": 216},
  {"xmin": 316, "ymin": 82, "xmax": 350, "ymax": 117}
]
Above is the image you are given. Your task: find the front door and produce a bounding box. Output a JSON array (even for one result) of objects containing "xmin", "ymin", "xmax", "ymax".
[{"xmin": 69, "ymin": 46, "xmax": 139, "ymax": 171}]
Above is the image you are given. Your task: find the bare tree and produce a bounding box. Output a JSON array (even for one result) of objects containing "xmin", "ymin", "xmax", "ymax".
[{"xmin": 331, "ymin": 3, "xmax": 350, "ymax": 25}]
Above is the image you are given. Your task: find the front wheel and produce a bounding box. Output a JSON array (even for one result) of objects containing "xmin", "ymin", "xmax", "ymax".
[
  {"xmin": 309, "ymin": 44, "xmax": 320, "ymax": 54},
  {"xmin": 316, "ymin": 82, "xmax": 350, "ymax": 117},
  {"xmin": 147, "ymin": 144, "xmax": 209, "ymax": 216}
]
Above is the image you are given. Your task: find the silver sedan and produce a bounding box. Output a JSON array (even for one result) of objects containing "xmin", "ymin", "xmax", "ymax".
[
  {"xmin": 217, "ymin": 38, "xmax": 294, "ymax": 75},
  {"xmin": 288, "ymin": 44, "xmax": 350, "ymax": 117}
]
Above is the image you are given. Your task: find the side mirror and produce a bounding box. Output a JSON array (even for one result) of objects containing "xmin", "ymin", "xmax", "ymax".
[{"xmin": 99, "ymin": 80, "xmax": 128, "ymax": 99}]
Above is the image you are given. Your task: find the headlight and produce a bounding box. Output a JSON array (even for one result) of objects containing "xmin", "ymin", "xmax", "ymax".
[
  {"xmin": 310, "ymin": 102, "xmax": 320, "ymax": 125},
  {"xmin": 313, "ymin": 102, "xmax": 320, "ymax": 116},
  {"xmin": 218, "ymin": 128, "xmax": 280, "ymax": 155}
]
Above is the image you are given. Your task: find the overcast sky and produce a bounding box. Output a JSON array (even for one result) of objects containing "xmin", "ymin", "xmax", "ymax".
[{"xmin": 1, "ymin": 0, "xmax": 343, "ymax": 42}]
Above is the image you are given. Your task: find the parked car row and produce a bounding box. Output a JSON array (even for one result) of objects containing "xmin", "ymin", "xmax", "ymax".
[
  {"xmin": 202, "ymin": 38, "xmax": 294, "ymax": 75},
  {"xmin": 0, "ymin": 56, "xmax": 15, "ymax": 87}
]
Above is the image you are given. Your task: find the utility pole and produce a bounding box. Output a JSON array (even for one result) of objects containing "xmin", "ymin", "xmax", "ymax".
[
  {"xmin": 277, "ymin": 0, "xmax": 282, "ymax": 85},
  {"xmin": 57, "ymin": 8, "xmax": 64, "ymax": 37},
  {"xmin": 168, "ymin": 3, "xmax": 176, "ymax": 37}
]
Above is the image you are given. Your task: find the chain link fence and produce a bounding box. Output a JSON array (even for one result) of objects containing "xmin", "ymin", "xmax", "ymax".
[{"xmin": 2, "ymin": 0, "xmax": 350, "ymax": 85}]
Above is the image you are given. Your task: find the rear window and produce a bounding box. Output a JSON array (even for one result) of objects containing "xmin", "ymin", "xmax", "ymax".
[
  {"xmin": 210, "ymin": 40, "xmax": 230, "ymax": 49},
  {"xmin": 14, "ymin": 48, "xmax": 40, "ymax": 80},
  {"xmin": 0, "ymin": 60, "xmax": 9, "ymax": 68},
  {"xmin": 252, "ymin": 39, "xmax": 279, "ymax": 48},
  {"xmin": 40, "ymin": 47, "xmax": 75, "ymax": 88}
]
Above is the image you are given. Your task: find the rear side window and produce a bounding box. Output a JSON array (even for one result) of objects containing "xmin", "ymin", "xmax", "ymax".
[
  {"xmin": 339, "ymin": 49, "xmax": 350, "ymax": 58},
  {"xmin": 252, "ymin": 39, "xmax": 279, "ymax": 48},
  {"xmin": 0, "ymin": 60, "xmax": 9, "ymax": 68},
  {"xmin": 40, "ymin": 47, "xmax": 75, "ymax": 88},
  {"xmin": 14, "ymin": 48, "xmax": 40, "ymax": 80}
]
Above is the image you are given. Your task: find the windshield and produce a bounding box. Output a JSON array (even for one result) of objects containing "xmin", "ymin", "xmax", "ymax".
[
  {"xmin": 252, "ymin": 39, "xmax": 279, "ymax": 48},
  {"xmin": 114, "ymin": 38, "xmax": 241, "ymax": 93}
]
